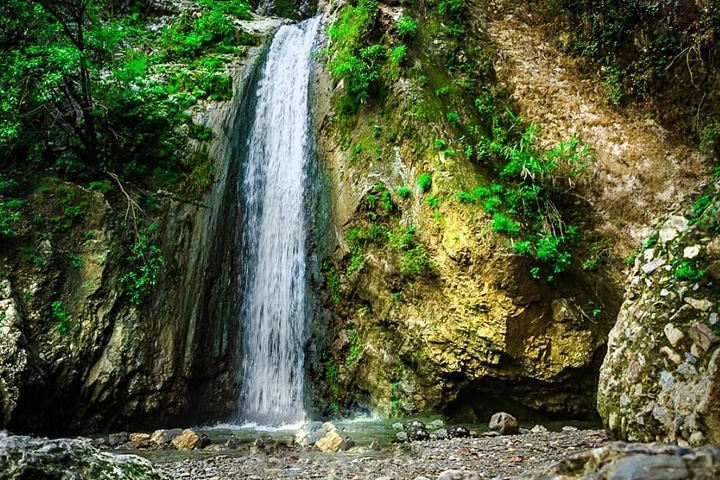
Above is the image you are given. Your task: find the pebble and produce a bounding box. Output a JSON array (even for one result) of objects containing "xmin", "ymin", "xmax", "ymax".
[{"xmin": 152, "ymin": 429, "xmax": 607, "ymax": 479}]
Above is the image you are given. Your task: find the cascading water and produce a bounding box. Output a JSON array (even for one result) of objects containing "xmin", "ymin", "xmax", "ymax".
[{"xmin": 237, "ymin": 16, "xmax": 322, "ymax": 425}]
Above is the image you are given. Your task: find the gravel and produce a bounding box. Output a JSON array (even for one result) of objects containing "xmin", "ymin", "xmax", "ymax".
[{"xmin": 152, "ymin": 429, "xmax": 608, "ymax": 479}]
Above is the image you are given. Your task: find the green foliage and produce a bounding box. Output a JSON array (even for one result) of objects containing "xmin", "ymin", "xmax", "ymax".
[
  {"xmin": 602, "ymin": 63, "xmax": 625, "ymax": 106},
  {"xmin": 418, "ymin": 172, "xmax": 432, "ymax": 192},
  {"xmin": 643, "ymin": 231, "xmax": 659, "ymax": 249},
  {"xmin": 425, "ymin": 195, "xmax": 440, "ymax": 208},
  {"xmin": 545, "ymin": 0, "xmax": 720, "ymax": 100},
  {"xmin": 0, "ymin": 174, "xmax": 17, "ymax": 195},
  {"xmin": 21, "ymin": 246, "xmax": 46, "ymax": 267},
  {"xmin": 397, "ymin": 185, "xmax": 411, "ymax": 199},
  {"xmin": 88, "ymin": 180, "xmax": 110, "ymax": 193},
  {"xmin": 675, "ymin": 260, "xmax": 705, "ymax": 281},
  {"xmin": 51, "ymin": 300, "xmax": 70, "ymax": 334},
  {"xmin": 396, "ymin": 14, "xmax": 418, "ymax": 38},
  {"xmin": 0, "ymin": 201, "xmax": 22, "ymax": 237},
  {"xmin": 325, "ymin": 355, "xmax": 341, "ymax": 413},
  {"xmin": 366, "ymin": 193, "xmax": 377, "ymax": 208},
  {"xmin": 345, "ymin": 328, "xmax": 363, "ymax": 366},
  {"xmin": 399, "ymin": 245, "xmax": 430, "ymax": 275},
  {"xmin": 456, "ymin": 191, "xmax": 475, "ymax": 204},
  {"xmin": 434, "ymin": 138, "xmax": 447, "ymax": 150},
  {"xmin": 700, "ymin": 123, "xmax": 720, "ymax": 158},
  {"xmin": 446, "ymin": 111, "xmax": 460, "ymax": 126},
  {"xmin": 472, "ymin": 107, "xmax": 594, "ymax": 278},
  {"xmin": 435, "ymin": 85, "xmax": 452, "ymax": 97},
  {"xmin": 325, "ymin": 0, "xmax": 381, "ymax": 112},
  {"xmin": 120, "ymin": 223, "xmax": 164, "ymax": 305},
  {"xmin": 326, "ymin": 265, "xmax": 341, "ymax": 304},
  {"xmin": 69, "ymin": 253, "xmax": 83, "ymax": 269},
  {"xmin": 0, "ymin": 0, "xmax": 252, "ymax": 185},
  {"xmin": 693, "ymin": 195, "xmax": 713, "ymax": 215},
  {"xmin": 492, "ymin": 212, "xmax": 521, "ymax": 236}
]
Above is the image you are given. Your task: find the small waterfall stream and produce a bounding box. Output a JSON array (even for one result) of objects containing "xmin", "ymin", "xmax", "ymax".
[{"xmin": 237, "ymin": 16, "xmax": 322, "ymax": 425}]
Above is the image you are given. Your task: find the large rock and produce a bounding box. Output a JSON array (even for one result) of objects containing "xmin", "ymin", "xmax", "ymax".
[
  {"xmin": 518, "ymin": 442, "xmax": 720, "ymax": 479},
  {"xmin": 0, "ymin": 433, "xmax": 167, "ymax": 479},
  {"xmin": 171, "ymin": 429, "xmax": 201, "ymax": 450},
  {"xmin": 316, "ymin": 429, "xmax": 346, "ymax": 452},
  {"xmin": 598, "ymin": 201, "xmax": 720, "ymax": 446},
  {"xmin": 489, "ymin": 412, "xmax": 519, "ymax": 435}
]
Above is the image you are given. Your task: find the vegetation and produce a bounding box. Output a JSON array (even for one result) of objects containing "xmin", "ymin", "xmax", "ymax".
[
  {"xmin": 0, "ymin": 0, "xmax": 252, "ymax": 185},
  {"xmin": 51, "ymin": 300, "xmax": 70, "ymax": 333},
  {"xmin": 120, "ymin": 222, "xmax": 165, "ymax": 305},
  {"xmin": 418, "ymin": 173, "xmax": 432, "ymax": 192}
]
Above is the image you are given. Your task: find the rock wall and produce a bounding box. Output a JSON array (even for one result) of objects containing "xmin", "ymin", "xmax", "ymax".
[
  {"xmin": 598, "ymin": 183, "xmax": 720, "ymax": 446},
  {"xmin": 0, "ymin": 47, "xmax": 270, "ymax": 434},
  {"xmin": 307, "ymin": 4, "xmax": 621, "ymax": 421}
]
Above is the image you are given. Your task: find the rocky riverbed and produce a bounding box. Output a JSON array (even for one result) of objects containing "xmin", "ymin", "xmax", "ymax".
[{"xmin": 151, "ymin": 428, "xmax": 608, "ymax": 479}]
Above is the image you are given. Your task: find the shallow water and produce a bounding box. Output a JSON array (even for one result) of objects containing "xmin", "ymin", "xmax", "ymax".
[{"xmin": 124, "ymin": 416, "xmax": 601, "ymax": 463}]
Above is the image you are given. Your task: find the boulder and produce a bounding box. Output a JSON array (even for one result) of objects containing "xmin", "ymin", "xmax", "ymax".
[
  {"xmin": 128, "ymin": 433, "xmax": 151, "ymax": 447},
  {"xmin": 295, "ymin": 421, "xmax": 325, "ymax": 446},
  {"xmin": 316, "ymin": 429, "xmax": 346, "ymax": 452},
  {"xmin": 0, "ymin": 433, "xmax": 166, "ymax": 479},
  {"xmin": 598, "ymin": 211, "xmax": 720, "ymax": 446},
  {"xmin": 488, "ymin": 412, "xmax": 519, "ymax": 435},
  {"xmin": 226, "ymin": 434, "xmax": 239, "ymax": 449},
  {"xmin": 108, "ymin": 432, "xmax": 129, "ymax": 446},
  {"xmin": 150, "ymin": 428, "xmax": 182, "ymax": 446},
  {"xmin": 171, "ymin": 429, "xmax": 201, "ymax": 450},
  {"xmin": 448, "ymin": 425, "xmax": 470, "ymax": 438},
  {"xmin": 405, "ymin": 421, "xmax": 429, "ymax": 441},
  {"xmin": 518, "ymin": 442, "xmax": 720, "ymax": 479}
]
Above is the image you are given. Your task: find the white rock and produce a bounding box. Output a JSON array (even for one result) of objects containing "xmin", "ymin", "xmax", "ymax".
[
  {"xmin": 685, "ymin": 297, "xmax": 713, "ymax": 312},
  {"xmin": 659, "ymin": 215, "xmax": 689, "ymax": 243},
  {"xmin": 684, "ymin": 245, "xmax": 701, "ymax": 259},
  {"xmin": 664, "ymin": 323, "xmax": 684, "ymax": 346}
]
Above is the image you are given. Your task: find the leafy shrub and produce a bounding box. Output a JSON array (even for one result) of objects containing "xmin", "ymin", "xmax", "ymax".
[
  {"xmin": 396, "ymin": 15, "xmax": 418, "ymax": 38},
  {"xmin": 418, "ymin": 172, "xmax": 432, "ymax": 192},
  {"xmin": 435, "ymin": 85, "xmax": 451, "ymax": 97},
  {"xmin": 120, "ymin": 223, "xmax": 165, "ymax": 305},
  {"xmin": 399, "ymin": 245, "xmax": 430, "ymax": 275},
  {"xmin": 675, "ymin": 260, "xmax": 705, "ymax": 281},
  {"xmin": 446, "ymin": 111, "xmax": 460, "ymax": 126},
  {"xmin": 700, "ymin": 123, "xmax": 720, "ymax": 158},
  {"xmin": 52, "ymin": 300, "xmax": 70, "ymax": 333},
  {"xmin": 0, "ymin": 201, "xmax": 21, "ymax": 237},
  {"xmin": 492, "ymin": 212, "xmax": 521, "ymax": 236},
  {"xmin": 397, "ymin": 186, "xmax": 411, "ymax": 198},
  {"xmin": 456, "ymin": 191, "xmax": 475, "ymax": 203}
]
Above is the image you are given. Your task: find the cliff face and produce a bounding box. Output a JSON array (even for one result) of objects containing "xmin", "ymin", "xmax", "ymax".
[
  {"xmin": 306, "ymin": 0, "xmax": 715, "ymax": 422},
  {"xmin": 0, "ymin": 49, "xmax": 269, "ymax": 434},
  {"xmin": 306, "ymin": 0, "xmax": 623, "ymax": 421}
]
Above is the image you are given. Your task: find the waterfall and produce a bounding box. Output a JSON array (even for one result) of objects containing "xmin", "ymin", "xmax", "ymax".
[{"xmin": 238, "ymin": 16, "xmax": 321, "ymax": 425}]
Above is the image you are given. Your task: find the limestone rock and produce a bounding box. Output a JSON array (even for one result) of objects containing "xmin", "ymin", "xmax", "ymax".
[
  {"xmin": 108, "ymin": 432, "xmax": 129, "ymax": 446},
  {"xmin": 129, "ymin": 433, "xmax": 151, "ymax": 446},
  {"xmin": 530, "ymin": 425, "xmax": 548, "ymax": 433},
  {"xmin": 0, "ymin": 433, "xmax": 166, "ymax": 479},
  {"xmin": 598, "ymin": 210, "xmax": 720, "ymax": 445},
  {"xmin": 295, "ymin": 421, "xmax": 325, "ymax": 446},
  {"xmin": 489, "ymin": 412, "xmax": 519, "ymax": 435},
  {"xmin": 171, "ymin": 429, "xmax": 201, "ymax": 450},
  {"xmin": 316, "ymin": 430, "xmax": 346, "ymax": 452},
  {"xmin": 150, "ymin": 428, "xmax": 182, "ymax": 446}
]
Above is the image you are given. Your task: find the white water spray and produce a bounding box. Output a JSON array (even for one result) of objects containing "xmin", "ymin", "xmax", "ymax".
[{"xmin": 238, "ymin": 16, "xmax": 321, "ymax": 425}]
